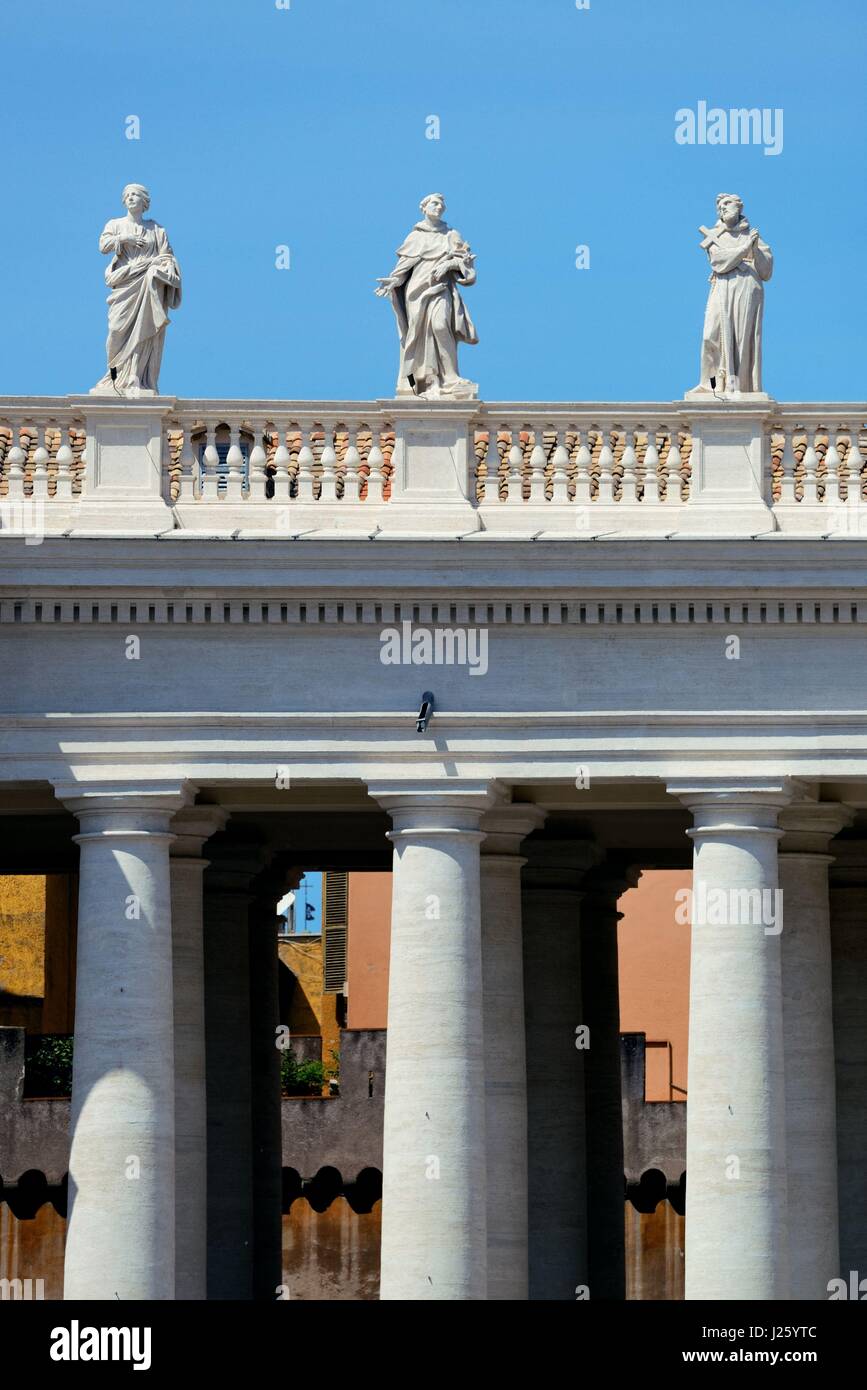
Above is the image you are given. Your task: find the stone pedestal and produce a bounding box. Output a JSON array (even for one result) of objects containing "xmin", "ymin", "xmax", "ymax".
[
  {"xmin": 682, "ymin": 403, "xmax": 776, "ymax": 536},
  {"xmin": 383, "ymin": 401, "xmax": 480, "ymax": 534},
  {"xmin": 73, "ymin": 398, "xmax": 174, "ymax": 534}
]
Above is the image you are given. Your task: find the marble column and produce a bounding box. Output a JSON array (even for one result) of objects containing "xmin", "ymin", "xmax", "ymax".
[
  {"xmin": 170, "ymin": 805, "xmax": 227, "ymax": 1301},
  {"xmin": 778, "ymin": 801, "xmax": 850, "ymax": 1299},
  {"xmin": 203, "ymin": 836, "xmax": 266, "ymax": 1300},
  {"xmin": 669, "ymin": 779, "xmax": 793, "ymax": 1301},
  {"xmin": 522, "ymin": 839, "xmax": 600, "ymax": 1300},
  {"xmin": 480, "ymin": 804, "xmax": 545, "ymax": 1300},
  {"xmin": 829, "ymin": 842, "xmax": 867, "ymax": 1281},
  {"xmin": 581, "ymin": 860, "xmax": 639, "ymax": 1301},
  {"xmin": 249, "ymin": 860, "xmax": 297, "ymax": 1301},
  {"xmin": 55, "ymin": 780, "xmax": 191, "ymax": 1301},
  {"xmin": 368, "ymin": 780, "xmax": 499, "ymax": 1301}
]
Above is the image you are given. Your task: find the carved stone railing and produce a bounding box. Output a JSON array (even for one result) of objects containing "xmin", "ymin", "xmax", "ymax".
[{"xmin": 1, "ymin": 395, "xmax": 865, "ymax": 538}]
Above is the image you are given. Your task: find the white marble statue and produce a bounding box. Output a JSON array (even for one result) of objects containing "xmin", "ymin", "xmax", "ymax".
[
  {"xmin": 375, "ymin": 193, "xmax": 478, "ymax": 398},
  {"xmin": 688, "ymin": 193, "xmax": 772, "ymax": 397},
  {"xmin": 91, "ymin": 184, "xmax": 182, "ymax": 397}
]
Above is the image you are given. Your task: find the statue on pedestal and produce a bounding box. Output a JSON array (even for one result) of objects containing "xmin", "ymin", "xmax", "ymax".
[
  {"xmin": 687, "ymin": 193, "xmax": 772, "ymax": 397},
  {"xmin": 375, "ymin": 193, "xmax": 478, "ymax": 398},
  {"xmin": 91, "ymin": 184, "xmax": 182, "ymax": 398}
]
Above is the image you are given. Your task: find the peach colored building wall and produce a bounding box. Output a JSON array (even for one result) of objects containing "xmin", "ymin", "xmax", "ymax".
[
  {"xmin": 346, "ymin": 872, "xmax": 391, "ymax": 1031},
  {"xmin": 618, "ymin": 870, "xmax": 691, "ymax": 1102}
]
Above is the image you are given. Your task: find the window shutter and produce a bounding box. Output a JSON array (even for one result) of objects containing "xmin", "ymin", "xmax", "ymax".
[{"xmin": 323, "ymin": 871, "xmax": 349, "ymax": 993}]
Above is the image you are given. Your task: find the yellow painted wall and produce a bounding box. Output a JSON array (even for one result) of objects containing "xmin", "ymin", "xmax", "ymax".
[
  {"xmin": 0, "ymin": 875, "xmax": 77, "ymax": 1033},
  {"xmin": 278, "ymin": 935, "xmax": 339, "ymax": 1066}
]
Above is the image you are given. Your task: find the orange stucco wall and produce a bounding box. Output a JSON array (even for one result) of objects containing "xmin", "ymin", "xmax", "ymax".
[
  {"xmin": 618, "ymin": 870, "xmax": 691, "ymax": 1101},
  {"xmin": 346, "ymin": 872, "xmax": 391, "ymax": 1030}
]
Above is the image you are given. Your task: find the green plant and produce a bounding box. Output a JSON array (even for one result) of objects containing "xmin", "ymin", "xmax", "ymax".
[
  {"xmin": 24, "ymin": 1035, "xmax": 74, "ymax": 1097},
  {"xmin": 280, "ymin": 1051, "xmax": 326, "ymax": 1096}
]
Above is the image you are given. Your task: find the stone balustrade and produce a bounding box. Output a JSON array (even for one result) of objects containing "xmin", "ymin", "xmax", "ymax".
[{"xmin": 0, "ymin": 395, "xmax": 865, "ymax": 538}]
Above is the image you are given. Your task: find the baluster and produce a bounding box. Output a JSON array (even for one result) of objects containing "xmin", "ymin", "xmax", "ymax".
[
  {"xmin": 176, "ymin": 426, "xmax": 196, "ymax": 501},
  {"xmin": 824, "ymin": 430, "xmax": 842, "ymax": 507},
  {"xmin": 224, "ymin": 424, "xmax": 244, "ymax": 501},
  {"xmin": 201, "ymin": 425, "xmax": 219, "ymax": 501},
  {"xmin": 845, "ymin": 432, "xmax": 864, "ymax": 505},
  {"xmin": 55, "ymin": 439, "xmax": 74, "ymax": 502},
  {"xmin": 506, "ymin": 429, "xmax": 524, "ymax": 504},
  {"xmin": 5, "ymin": 421, "xmax": 26, "ymax": 501},
  {"xmin": 597, "ymin": 428, "xmax": 615, "ymax": 504},
  {"xmin": 248, "ymin": 435, "xmax": 267, "ymax": 502},
  {"xmin": 642, "ymin": 427, "xmax": 660, "ymax": 504},
  {"xmin": 551, "ymin": 428, "xmax": 569, "ymax": 503},
  {"xmin": 296, "ymin": 425, "xmax": 316, "ymax": 502},
  {"xmin": 574, "ymin": 430, "xmax": 592, "ymax": 506},
  {"xmin": 320, "ymin": 426, "xmax": 338, "ymax": 502},
  {"xmin": 802, "ymin": 432, "xmax": 818, "ymax": 504},
  {"xmin": 482, "ymin": 425, "xmax": 501, "ymax": 503},
  {"xmin": 272, "ymin": 426, "xmax": 291, "ymax": 503},
  {"xmin": 620, "ymin": 429, "xmax": 638, "ymax": 504},
  {"xmin": 529, "ymin": 425, "xmax": 547, "ymax": 503},
  {"xmin": 664, "ymin": 429, "xmax": 682, "ymax": 504},
  {"xmin": 778, "ymin": 425, "xmax": 796, "ymax": 504},
  {"xmin": 367, "ymin": 436, "xmax": 385, "ymax": 503},
  {"xmin": 343, "ymin": 425, "xmax": 361, "ymax": 502},
  {"xmin": 32, "ymin": 425, "xmax": 50, "ymax": 501}
]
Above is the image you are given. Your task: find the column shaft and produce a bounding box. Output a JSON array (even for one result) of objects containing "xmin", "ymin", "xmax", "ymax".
[
  {"xmin": 203, "ymin": 844, "xmax": 262, "ymax": 1300},
  {"xmin": 249, "ymin": 868, "xmax": 289, "ymax": 1301},
  {"xmin": 170, "ymin": 806, "xmax": 226, "ymax": 1301},
  {"xmin": 480, "ymin": 806, "xmax": 543, "ymax": 1301},
  {"xmin": 56, "ymin": 782, "xmax": 189, "ymax": 1301},
  {"xmin": 523, "ymin": 841, "xmax": 598, "ymax": 1300},
  {"xmin": 829, "ymin": 845, "xmax": 867, "ymax": 1280},
  {"xmin": 371, "ymin": 783, "xmax": 494, "ymax": 1301},
  {"xmin": 671, "ymin": 781, "xmax": 791, "ymax": 1301},
  {"xmin": 581, "ymin": 865, "xmax": 635, "ymax": 1301}
]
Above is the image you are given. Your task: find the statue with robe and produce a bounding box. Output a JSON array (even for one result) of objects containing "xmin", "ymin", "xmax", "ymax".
[
  {"xmin": 688, "ymin": 193, "xmax": 772, "ymax": 397},
  {"xmin": 375, "ymin": 193, "xmax": 478, "ymax": 398},
  {"xmin": 91, "ymin": 184, "xmax": 182, "ymax": 397}
]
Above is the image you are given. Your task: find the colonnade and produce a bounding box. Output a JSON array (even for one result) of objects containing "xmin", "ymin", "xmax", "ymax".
[{"xmin": 51, "ymin": 776, "xmax": 857, "ymax": 1301}]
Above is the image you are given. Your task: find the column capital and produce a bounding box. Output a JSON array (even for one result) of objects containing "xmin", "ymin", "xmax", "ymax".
[
  {"xmin": 522, "ymin": 838, "xmax": 601, "ymax": 893},
  {"xmin": 367, "ymin": 778, "xmax": 507, "ymax": 835},
  {"xmin": 667, "ymin": 776, "xmax": 802, "ymax": 812},
  {"xmin": 203, "ymin": 834, "xmax": 270, "ymax": 898},
  {"xmin": 481, "ymin": 803, "xmax": 546, "ymax": 857},
  {"xmin": 170, "ymin": 805, "xmax": 229, "ymax": 859},
  {"xmin": 53, "ymin": 778, "xmax": 195, "ymax": 817},
  {"xmin": 779, "ymin": 800, "xmax": 854, "ymax": 857},
  {"xmin": 53, "ymin": 779, "xmax": 196, "ymax": 837},
  {"xmin": 828, "ymin": 839, "xmax": 867, "ymax": 887},
  {"xmin": 667, "ymin": 777, "xmax": 800, "ymax": 837},
  {"xmin": 582, "ymin": 855, "xmax": 643, "ymax": 924}
]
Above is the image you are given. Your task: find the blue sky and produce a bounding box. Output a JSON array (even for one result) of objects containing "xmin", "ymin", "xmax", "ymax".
[{"xmin": 0, "ymin": 0, "xmax": 863, "ymax": 402}]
